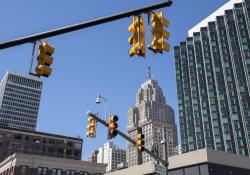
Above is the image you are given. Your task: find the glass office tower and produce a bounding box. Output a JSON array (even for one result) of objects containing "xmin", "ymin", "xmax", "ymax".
[{"xmin": 174, "ymin": 0, "xmax": 250, "ymax": 156}]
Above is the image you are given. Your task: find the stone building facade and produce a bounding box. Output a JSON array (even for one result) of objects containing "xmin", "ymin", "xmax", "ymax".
[
  {"xmin": 126, "ymin": 70, "xmax": 178, "ymax": 167},
  {"xmin": 0, "ymin": 126, "xmax": 82, "ymax": 161},
  {"xmin": 0, "ymin": 153, "xmax": 106, "ymax": 175}
]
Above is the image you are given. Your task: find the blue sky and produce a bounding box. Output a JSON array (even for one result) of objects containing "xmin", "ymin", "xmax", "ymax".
[{"xmin": 0, "ymin": 0, "xmax": 228, "ymax": 160}]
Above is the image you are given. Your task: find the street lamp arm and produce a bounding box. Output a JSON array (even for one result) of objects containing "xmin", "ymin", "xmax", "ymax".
[
  {"xmin": 96, "ymin": 93, "xmax": 108, "ymax": 121},
  {"xmin": 100, "ymin": 95, "xmax": 107, "ymax": 103}
]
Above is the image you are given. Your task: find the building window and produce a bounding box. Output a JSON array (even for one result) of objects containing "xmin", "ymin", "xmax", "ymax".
[
  {"xmin": 52, "ymin": 169, "xmax": 62, "ymax": 175},
  {"xmin": 14, "ymin": 134, "xmax": 22, "ymax": 140},
  {"xmin": 20, "ymin": 165, "xmax": 28, "ymax": 175},
  {"xmin": 80, "ymin": 172, "xmax": 89, "ymax": 175},
  {"xmin": 66, "ymin": 170, "xmax": 76, "ymax": 175},
  {"xmin": 37, "ymin": 167, "xmax": 48, "ymax": 175},
  {"xmin": 74, "ymin": 143, "xmax": 82, "ymax": 149}
]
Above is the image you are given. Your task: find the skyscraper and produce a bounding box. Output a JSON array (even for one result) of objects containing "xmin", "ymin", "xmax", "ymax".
[
  {"xmin": 0, "ymin": 71, "xmax": 42, "ymax": 131},
  {"xmin": 126, "ymin": 68, "xmax": 178, "ymax": 167},
  {"xmin": 174, "ymin": 0, "xmax": 250, "ymax": 156}
]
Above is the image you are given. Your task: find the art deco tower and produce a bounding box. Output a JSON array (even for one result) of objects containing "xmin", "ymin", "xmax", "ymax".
[{"xmin": 126, "ymin": 68, "xmax": 178, "ymax": 167}]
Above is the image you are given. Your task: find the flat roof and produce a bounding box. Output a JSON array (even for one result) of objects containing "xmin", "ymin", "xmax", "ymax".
[
  {"xmin": 168, "ymin": 148, "xmax": 250, "ymax": 170},
  {"xmin": 0, "ymin": 153, "xmax": 106, "ymax": 174},
  {"xmin": 106, "ymin": 162, "xmax": 162, "ymax": 175},
  {"xmin": 0, "ymin": 71, "xmax": 42, "ymax": 85},
  {"xmin": 0, "ymin": 125, "xmax": 83, "ymax": 142},
  {"xmin": 107, "ymin": 149, "xmax": 250, "ymax": 175}
]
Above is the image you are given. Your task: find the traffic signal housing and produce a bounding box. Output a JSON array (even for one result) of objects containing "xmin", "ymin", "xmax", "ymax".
[
  {"xmin": 128, "ymin": 16, "xmax": 146, "ymax": 57},
  {"xmin": 108, "ymin": 115, "xmax": 118, "ymax": 139},
  {"xmin": 35, "ymin": 42, "xmax": 55, "ymax": 77},
  {"xmin": 86, "ymin": 116, "xmax": 97, "ymax": 138},
  {"xmin": 150, "ymin": 12, "xmax": 170, "ymax": 53},
  {"xmin": 136, "ymin": 133, "xmax": 145, "ymax": 152}
]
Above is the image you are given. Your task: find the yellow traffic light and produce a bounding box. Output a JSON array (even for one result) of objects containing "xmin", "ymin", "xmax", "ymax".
[
  {"xmin": 86, "ymin": 117, "xmax": 97, "ymax": 138},
  {"xmin": 136, "ymin": 133, "xmax": 145, "ymax": 152},
  {"xmin": 128, "ymin": 16, "xmax": 146, "ymax": 57},
  {"xmin": 35, "ymin": 42, "xmax": 55, "ymax": 77},
  {"xmin": 108, "ymin": 115, "xmax": 118, "ymax": 139},
  {"xmin": 151, "ymin": 12, "xmax": 170, "ymax": 53}
]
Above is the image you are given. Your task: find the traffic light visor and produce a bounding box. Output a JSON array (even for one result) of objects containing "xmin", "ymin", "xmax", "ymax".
[
  {"xmin": 35, "ymin": 65, "xmax": 52, "ymax": 77},
  {"xmin": 137, "ymin": 133, "xmax": 144, "ymax": 140},
  {"xmin": 110, "ymin": 115, "xmax": 118, "ymax": 122},
  {"xmin": 39, "ymin": 42, "xmax": 55, "ymax": 55},
  {"xmin": 109, "ymin": 122, "xmax": 118, "ymax": 130}
]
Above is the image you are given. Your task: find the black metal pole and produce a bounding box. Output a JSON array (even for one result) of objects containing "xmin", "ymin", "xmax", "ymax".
[
  {"xmin": 87, "ymin": 111, "xmax": 168, "ymax": 166},
  {"xmin": 0, "ymin": 1, "xmax": 172, "ymax": 50}
]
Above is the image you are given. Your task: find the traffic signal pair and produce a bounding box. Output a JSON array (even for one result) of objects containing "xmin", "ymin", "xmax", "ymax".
[
  {"xmin": 35, "ymin": 42, "xmax": 55, "ymax": 77},
  {"xmin": 128, "ymin": 12, "xmax": 170, "ymax": 57},
  {"xmin": 86, "ymin": 116, "xmax": 97, "ymax": 138},
  {"xmin": 86, "ymin": 114, "xmax": 118, "ymax": 139}
]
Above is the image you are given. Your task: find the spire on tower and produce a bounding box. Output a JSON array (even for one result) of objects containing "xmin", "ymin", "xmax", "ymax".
[{"xmin": 147, "ymin": 66, "xmax": 152, "ymax": 80}]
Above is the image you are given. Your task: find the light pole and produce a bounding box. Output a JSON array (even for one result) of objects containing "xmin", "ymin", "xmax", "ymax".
[
  {"xmin": 96, "ymin": 92, "xmax": 108, "ymax": 121},
  {"xmin": 160, "ymin": 127, "xmax": 168, "ymax": 175}
]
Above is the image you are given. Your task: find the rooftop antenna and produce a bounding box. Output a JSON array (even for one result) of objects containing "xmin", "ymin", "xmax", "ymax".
[{"xmin": 147, "ymin": 66, "xmax": 152, "ymax": 80}]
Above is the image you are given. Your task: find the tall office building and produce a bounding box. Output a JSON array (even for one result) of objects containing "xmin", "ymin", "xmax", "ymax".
[
  {"xmin": 97, "ymin": 142, "xmax": 126, "ymax": 172},
  {"xmin": 126, "ymin": 68, "xmax": 178, "ymax": 167},
  {"xmin": 174, "ymin": 0, "xmax": 250, "ymax": 156},
  {"xmin": 0, "ymin": 71, "xmax": 42, "ymax": 131}
]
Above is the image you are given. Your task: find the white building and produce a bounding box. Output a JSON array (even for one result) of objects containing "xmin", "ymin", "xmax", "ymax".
[
  {"xmin": 126, "ymin": 68, "xmax": 178, "ymax": 167},
  {"xmin": 97, "ymin": 142, "xmax": 126, "ymax": 172},
  {"xmin": 0, "ymin": 71, "xmax": 42, "ymax": 131}
]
